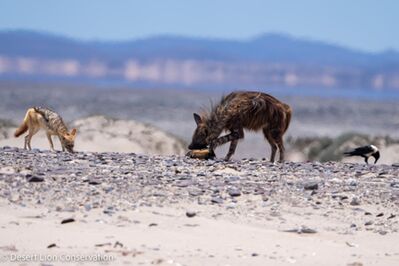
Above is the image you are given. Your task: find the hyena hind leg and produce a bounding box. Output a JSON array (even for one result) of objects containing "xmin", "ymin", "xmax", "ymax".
[
  {"xmin": 263, "ymin": 129, "xmax": 278, "ymax": 163},
  {"xmin": 276, "ymin": 137, "xmax": 285, "ymax": 162}
]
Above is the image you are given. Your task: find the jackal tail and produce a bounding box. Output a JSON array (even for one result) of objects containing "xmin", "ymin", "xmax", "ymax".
[{"xmin": 14, "ymin": 109, "xmax": 31, "ymax": 137}]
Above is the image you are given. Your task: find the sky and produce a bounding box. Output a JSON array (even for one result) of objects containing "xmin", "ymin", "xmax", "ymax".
[{"xmin": 0, "ymin": 0, "xmax": 397, "ymax": 52}]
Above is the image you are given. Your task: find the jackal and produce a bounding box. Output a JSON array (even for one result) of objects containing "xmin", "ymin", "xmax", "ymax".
[
  {"xmin": 14, "ymin": 107, "xmax": 77, "ymax": 152},
  {"xmin": 188, "ymin": 91, "xmax": 292, "ymax": 162}
]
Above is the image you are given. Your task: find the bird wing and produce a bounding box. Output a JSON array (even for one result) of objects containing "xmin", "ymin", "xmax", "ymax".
[{"xmin": 345, "ymin": 145, "xmax": 374, "ymax": 156}]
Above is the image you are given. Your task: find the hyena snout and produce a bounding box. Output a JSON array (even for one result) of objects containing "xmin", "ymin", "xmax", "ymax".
[{"xmin": 188, "ymin": 142, "xmax": 208, "ymax": 150}]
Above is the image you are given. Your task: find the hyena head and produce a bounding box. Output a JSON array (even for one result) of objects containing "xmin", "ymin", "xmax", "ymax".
[
  {"xmin": 188, "ymin": 113, "xmax": 209, "ymax": 150},
  {"xmin": 61, "ymin": 128, "xmax": 77, "ymax": 153}
]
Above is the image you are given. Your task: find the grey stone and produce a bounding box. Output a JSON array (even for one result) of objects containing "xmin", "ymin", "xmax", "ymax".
[
  {"xmin": 186, "ymin": 211, "xmax": 196, "ymax": 218},
  {"xmin": 211, "ymin": 197, "xmax": 224, "ymax": 204},
  {"xmin": 27, "ymin": 176, "xmax": 44, "ymax": 182},
  {"xmin": 228, "ymin": 188, "xmax": 241, "ymax": 197},
  {"xmin": 304, "ymin": 181, "xmax": 318, "ymax": 190},
  {"xmin": 61, "ymin": 218, "xmax": 75, "ymax": 224},
  {"xmin": 350, "ymin": 197, "xmax": 361, "ymax": 206}
]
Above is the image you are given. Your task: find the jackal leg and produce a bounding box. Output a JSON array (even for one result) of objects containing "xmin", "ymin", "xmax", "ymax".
[
  {"xmin": 58, "ymin": 136, "xmax": 65, "ymax": 152},
  {"xmin": 25, "ymin": 128, "xmax": 39, "ymax": 151},
  {"xmin": 46, "ymin": 133, "xmax": 55, "ymax": 151},
  {"xmin": 24, "ymin": 135, "xmax": 29, "ymax": 150}
]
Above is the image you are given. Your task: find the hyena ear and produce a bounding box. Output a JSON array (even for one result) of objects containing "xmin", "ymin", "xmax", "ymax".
[{"xmin": 193, "ymin": 113, "xmax": 202, "ymax": 125}]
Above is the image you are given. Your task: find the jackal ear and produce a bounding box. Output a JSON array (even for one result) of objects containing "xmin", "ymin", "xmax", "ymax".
[
  {"xmin": 70, "ymin": 128, "xmax": 77, "ymax": 137},
  {"xmin": 193, "ymin": 113, "xmax": 202, "ymax": 125}
]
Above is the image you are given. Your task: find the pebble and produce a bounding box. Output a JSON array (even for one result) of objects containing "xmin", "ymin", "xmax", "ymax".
[
  {"xmin": 186, "ymin": 211, "xmax": 196, "ymax": 218},
  {"xmin": 379, "ymin": 230, "xmax": 388, "ymax": 235},
  {"xmin": 303, "ymin": 181, "xmax": 319, "ymax": 190},
  {"xmin": 27, "ymin": 176, "xmax": 44, "ymax": 183},
  {"xmin": 211, "ymin": 197, "xmax": 224, "ymax": 204},
  {"xmin": 228, "ymin": 188, "xmax": 241, "ymax": 197},
  {"xmin": 350, "ymin": 197, "xmax": 361, "ymax": 206},
  {"xmin": 88, "ymin": 178, "xmax": 101, "ymax": 185},
  {"xmin": 283, "ymin": 226, "xmax": 317, "ymax": 234},
  {"xmin": 188, "ymin": 188, "xmax": 203, "ymax": 197},
  {"xmin": 61, "ymin": 218, "xmax": 75, "ymax": 224},
  {"xmin": 175, "ymin": 180, "xmax": 192, "ymax": 187}
]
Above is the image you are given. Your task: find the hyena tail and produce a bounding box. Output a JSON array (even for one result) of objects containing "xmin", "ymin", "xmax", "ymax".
[
  {"xmin": 283, "ymin": 105, "xmax": 292, "ymax": 134},
  {"xmin": 14, "ymin": 110, "xmax": 30, "ymax": 137}
]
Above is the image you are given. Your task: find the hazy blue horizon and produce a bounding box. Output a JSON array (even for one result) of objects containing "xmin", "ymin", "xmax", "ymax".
[
  {"xmin": 0, "ymin": 0, "xmax": 397, "ymax": 53},
  {"xmin": 4, "ymin": 28, "xmax": 392, "ymax": 54}
]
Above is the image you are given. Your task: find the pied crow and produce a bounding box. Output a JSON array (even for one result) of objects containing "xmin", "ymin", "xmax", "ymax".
[{"xmin": 343, "ymin": 145, "xmax": 380, "ymax": 164}]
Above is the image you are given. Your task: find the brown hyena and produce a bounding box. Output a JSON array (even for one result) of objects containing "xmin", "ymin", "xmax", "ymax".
[{"xmin": 188, "ymin": 91, "xmax": 292, "ymax": 162}]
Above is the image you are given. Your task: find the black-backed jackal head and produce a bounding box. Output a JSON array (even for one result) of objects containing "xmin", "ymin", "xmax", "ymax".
[{"xmin": 60, "ymin": 128, "xmax": 77, "ymax": 153}]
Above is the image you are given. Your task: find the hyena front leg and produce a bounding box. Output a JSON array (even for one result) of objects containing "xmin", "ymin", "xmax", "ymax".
[
  {"xmin": 225, "ymin": 139, "xmax": 238, "ymax": 161},
  {"xmin": 210, "ymin": 130, "xmax": 242, "ymax": 160},
  {"xmin": 210, "ymin": 131, "xmax": 238, "ymax": 149},
  {"xmin": 224, "ymin": 128, "xmax": 244, "ymax": 161}
]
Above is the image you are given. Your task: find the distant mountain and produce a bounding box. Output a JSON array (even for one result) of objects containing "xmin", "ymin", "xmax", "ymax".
[{"xmin": 1, "ymin": 30, "xmax": 399, "ymax": 90}]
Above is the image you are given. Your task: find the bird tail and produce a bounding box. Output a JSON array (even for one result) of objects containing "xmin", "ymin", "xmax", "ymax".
[{"xmin": 343, "ymin": 151, "xmax": 354, "ymax": 156}]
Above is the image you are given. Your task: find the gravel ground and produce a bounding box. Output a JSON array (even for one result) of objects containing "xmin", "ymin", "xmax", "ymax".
[
  {"xmin": 1, "ymin": 146, "xmax": 399, "ymax": 233},
  {"xmin": 1, "ymin": 147, "xmax": 399, "ymax": 265}
]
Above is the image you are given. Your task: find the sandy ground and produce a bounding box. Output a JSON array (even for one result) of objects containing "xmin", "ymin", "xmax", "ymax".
[
  {"xmin": 1, "ymin": 201, "xmax": 398, "ymax": 266},
  {"xmin": 0, "ymin": 116, "xmax": 186, "ymax": 156}
]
